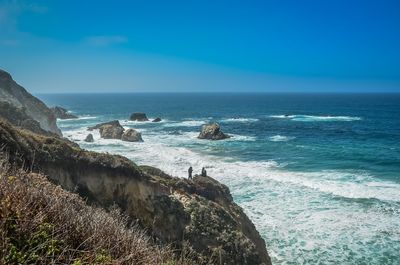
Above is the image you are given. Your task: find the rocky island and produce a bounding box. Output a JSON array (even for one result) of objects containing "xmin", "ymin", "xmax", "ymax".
[
  {"xmin": 198, "ymin": 123, "xmax": 231, "ymax": 140},
  {"xmin": 0, "ymin": 69, "xmax": 271, "ymax": 264},
  {"xmin": 51, "ymin": 106, "xmax": 78, "ymax": 119}
]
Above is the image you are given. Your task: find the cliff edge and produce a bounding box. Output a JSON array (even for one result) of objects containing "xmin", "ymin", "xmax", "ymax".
[
  {"xmin": 0, "ymin": 119, "xmax": 271, "ymax": 265},
  {"xmin": 0, "ymin": 69, "xmax": 61, "ymax": 136}
]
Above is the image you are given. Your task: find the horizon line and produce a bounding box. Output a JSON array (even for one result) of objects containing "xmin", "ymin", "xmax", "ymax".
[{"xmin": 35, "ymin": 91, "xmax": 400, "ymax": 95}]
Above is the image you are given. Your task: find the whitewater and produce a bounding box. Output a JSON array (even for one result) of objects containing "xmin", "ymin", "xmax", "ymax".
[{"xmin": 42, "ymin": 93, "xmax": 400, "ymax": 265}]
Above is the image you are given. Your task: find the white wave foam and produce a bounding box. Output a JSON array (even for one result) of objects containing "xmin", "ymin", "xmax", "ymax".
[
  {"xmin": 221, "ymin": 118, "xmax": 259, "ymax": 123},
  {"xmin": 120, "ymin": 118, "xmax": 167, "ymax": 125},
  {"xmin": 163, "ymin": 120, "xmax": 208, "ymax": 127},
  {"xmin": 227, "ymin": 133, "xmax": 257, "ymax": 142},
  {"xmin": 64, "ymin": 124, "xmax": 399, "ymax": 202},
  {"xmin": 269, "ymin": 135, "xmax": 294, "ymax": 142},
  {"xmin": 61, "ymin": 123, "xmax": 400, "ymax": 264},
  {"xmin": 270, "ymin": 114, "xmax": 361, "ymax": 122},
  {"xmin": 57, "ymin": 115, "xmax": 97, "ymax": 122}
]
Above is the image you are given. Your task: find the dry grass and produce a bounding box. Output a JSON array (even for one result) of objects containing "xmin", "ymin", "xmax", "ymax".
[{"xmin": 0, "ymin": 155, "xmax": 195, "ymax": 265}]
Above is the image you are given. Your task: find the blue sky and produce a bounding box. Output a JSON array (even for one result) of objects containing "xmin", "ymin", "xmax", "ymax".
[{"xmin": 0, "ymin": 0, "xmax": 399, "ymax": 93}]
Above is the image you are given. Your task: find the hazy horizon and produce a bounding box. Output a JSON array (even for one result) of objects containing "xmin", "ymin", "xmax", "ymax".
[{"xmin": 1, "ymin": 0, "xmax": 400, "ymax": 93}]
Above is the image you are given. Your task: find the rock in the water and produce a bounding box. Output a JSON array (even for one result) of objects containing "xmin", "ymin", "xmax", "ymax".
[
  {"xmin": 84, "ymin": 133, "xmax": 94, "ymax": 142},
  {"xmin": 152, "ymin": 117, "xmax": 162, "ymax": 122},
  {"xmin": 88, "ymin": 120, "xmax": 121, "ymax": 131},
  {"xmin": 121, "ymin": 129, "xmax": 143, "ymax": 142},
  {"xmin": 198, "ymin": 123, "xmax": 231, "ymax": 140},
  {"xmin": 99, "ymin": 124, "xmax": 124, "ymax": 139},
  {"xmin": 130, "ymin": 112, "xmax": 149, "ymax": 121},
  {"xmin": 0, "ymin": 69, "xmax": 62, "ymax": 136},
  {"xmin": 51, "ymin": 106, "xmax": 78, "ymax": 119}
]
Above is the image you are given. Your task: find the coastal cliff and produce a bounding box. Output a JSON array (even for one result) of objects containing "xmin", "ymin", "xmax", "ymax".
[
  {"xmin": 0, "ymin": 69, "xmax": 271, "ymax": 264},
  {"xmin": 0, "ymin": 70, "xmax": 61, "ymax": 136},
  {"xmin": 0, "ymin": 119, "xmax": 271, "ymax": 264}
]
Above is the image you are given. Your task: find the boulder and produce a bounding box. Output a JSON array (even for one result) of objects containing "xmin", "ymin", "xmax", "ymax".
[
  {"xmin": 130, "ymin": 112, "xmax": 149, "ymax": 121},
  {"xmin": 88, "ymin": 120, "xmax": 121, "ymax": 131},
  {"xmin": 152, "ymin": 117, "xmax": 162, "ymax": 122},
  {"xmin": 51, "ymin": 106, "xmax": 78, "ymax": 119},
  {"xmin": 198, "ymin": 123, "xmax": 231, "ymax": 140},
  {"xmin": 99, "ymin": 124, "xmax": 124, "ymax": 139},
  {"xmin": 84, "ymin": 133, "xmax": 94, "ymax": 142},
  {"xmin": 121, "ymin": 129, "xmax": 143, "ymax": 142}
]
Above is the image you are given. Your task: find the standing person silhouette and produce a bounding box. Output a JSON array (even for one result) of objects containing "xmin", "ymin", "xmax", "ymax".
[
  {"xmin": 201, "ymin": 167, "xmax": 207, "ymax": 177},
  {"xmin": 188, "ymin": 166, "xmax": 193, "ymax": 179}
]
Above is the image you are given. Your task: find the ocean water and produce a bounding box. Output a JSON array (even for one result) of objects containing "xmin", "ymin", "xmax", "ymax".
[{"xmin": 39, "ymin": 93, "xmax": 400, "ymax": 265}]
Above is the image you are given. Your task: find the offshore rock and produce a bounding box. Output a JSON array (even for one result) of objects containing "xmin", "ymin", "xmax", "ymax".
[
  {"xmin": 198, "ymin": 123, "xmax": 231, "ymax": 140},
  {"xmin": 130, "ymin": 112, "xmax": 149, "ymax": 121},
  {"xmin": 99, "ymin": 124, "xmax": 124, "ymax": 139},
  {"xmin": 121, "ymin": 128, "xmax": 143, "ymax": 142},
  {"xmin": 88, "ymin": 120, "xmax": 121, "ymax": 131},
  {"xmin": 84, "ymin": 133, "xmax": 94, "ymax": 142},
  {"xmin": 152, "ymin": 117, "xmax": 162, "ymax": 122},
  {"xmin": 51, "ymin": 106, "xmax": 78, "ymax": 119}
]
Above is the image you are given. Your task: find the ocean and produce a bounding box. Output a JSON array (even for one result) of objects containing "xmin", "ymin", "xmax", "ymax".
[{"xmin": 39, "ymin": 93, "xmax": 400, "ymax": 265}]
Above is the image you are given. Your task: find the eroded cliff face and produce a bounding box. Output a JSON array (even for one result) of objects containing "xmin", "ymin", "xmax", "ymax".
[
  {"xmin": 0, "ymin": 69, "xmax": 61, "ymax": 136},
  {"xmin": 0, "ymin": 119, "xmax": 271, "ymax": 265}
]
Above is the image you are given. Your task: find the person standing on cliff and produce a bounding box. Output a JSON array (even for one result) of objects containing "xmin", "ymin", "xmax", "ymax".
[
  {"xmin": 188, "ymin": 166, "xmax": 193, "ymax": 179},
  {"xmin": 201, "ymin": 167, "xmax": 207, "ymax": 177}
]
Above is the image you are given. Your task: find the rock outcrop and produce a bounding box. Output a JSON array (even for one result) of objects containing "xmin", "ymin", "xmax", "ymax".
[
  {"xmin": 130, "ymin": 112, "xmax": 149, "ymax": 121},
  {"xmin": 0, "ymin": 101, "xmax": 55, "ymax": 136},
  {"xmin": 84, "ymin": 133, "xmax": 94, "ymax": 142},
  {"xmin": 99, "ymin": 124, "xmax": 125, "ymax": 139},
  {"xmin": 152, "ymin": 117, "xmax": 162, "ymax": 122},
  {"xmin": 0, "ymin": 69, "xmax": 61, "ymax": 136},
  {"xmin": 122, "ymin": 128, "xmax": 143, "ymax": 142},
  {"xmin": 198, "ymin": 123, "xmax": 231, "ymax": 140},
  {"xmin": 87, "ymin": 120, "xmax": 121, "ymax": 131},
  {"xmin": 51, "ymin": 106, "xmax": 78, "ymax": 119},
  {"xmin": 0, "ymin": 119, "xmax": 271, "ymax": 265},
  {"xmin": 90, "ymin": 120, "xmax": 144, "ymax": 142}
]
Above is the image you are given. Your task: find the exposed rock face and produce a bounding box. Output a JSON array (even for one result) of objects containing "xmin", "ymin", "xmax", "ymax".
[
  {"xmin": 0, "ymin": 101, "xmax": 55, "ymax": 136},
  {"xmin": 198, "ymin": 123, "xmax": 231, "ymax": 140},
  {"xmin": 122, "ymin": 129, "xmax": 143, "ymax": 142},
  {"xmin": 51, "ymin": 106, "xmax": 78, "ymax": 119},
  {"xmin": 90, "ymin": 120, "xmax": 144, "ymax": 142},
  {"xmin": 130, "ymin": 112, "xmax": 149, "ymax": 121},
  {"xmin": 152, "ymin": 117, "xmax": 162, "ymax": 122},
  {"xmin": 0, "ymin": 69, "xmax": 62, "ymax": 136},
  {"xmin": 99, "ymin": 124, "xmax": 124, "ymax": 139},
  {"xmin": 84, "ymin": 133, "xmax": 94, "ymax": 142},
  {"xmin": 88, "ymin": 120, "xmax": 121, "ymax": 131},
  {"xmin": 0, "ymin": 119, "xmax": 271, "ymax": 265}
]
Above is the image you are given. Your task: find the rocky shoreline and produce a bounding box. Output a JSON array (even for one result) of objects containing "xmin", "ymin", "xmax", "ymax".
[{"xmin": 0, "ymin": 69, "xmax": 272, "ymax": 265}]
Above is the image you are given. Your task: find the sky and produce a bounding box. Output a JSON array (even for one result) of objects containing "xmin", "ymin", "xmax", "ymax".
[{"xmin": 0, "ymin": 0, "xmax": 400, "ymax": 93}]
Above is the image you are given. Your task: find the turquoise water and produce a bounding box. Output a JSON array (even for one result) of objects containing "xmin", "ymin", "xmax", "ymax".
[{"xmin": 40, "ymin": 93, "xmax": 400, "ymax": 265}]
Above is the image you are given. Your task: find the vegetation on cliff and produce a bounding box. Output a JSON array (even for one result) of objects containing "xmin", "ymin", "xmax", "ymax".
[
  {"xmin": 0, "ymin": 119, "xmax": 271, "ymax": 264},
  {"xmin": 0, "ymin": 153, "xmax": 194, "ymax": 265}
]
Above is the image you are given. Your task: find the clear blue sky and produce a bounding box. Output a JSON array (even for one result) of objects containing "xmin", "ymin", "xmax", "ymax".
[{"xmin": 1, "ymin": 0, "xmax": 399, "ymax": 93}]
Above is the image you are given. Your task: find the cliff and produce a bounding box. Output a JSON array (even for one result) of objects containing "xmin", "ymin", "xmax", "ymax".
[
  {"xmin": 0, "ymin": 153, "xmax": 193, "ymax": 265},
  {"xmin": 0, "ymin": 69, "xmax": 61, "ymax": 136},
  {"xmin": 0, "ymin": 119, "xmax": 271, "ymax": 265}
]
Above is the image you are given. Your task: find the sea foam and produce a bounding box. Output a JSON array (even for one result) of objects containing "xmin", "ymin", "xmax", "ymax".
[
  {"xmin": 61, "ymin": 120, "xmax": 400, "ymax": 265},
  {"xmin": 269, "ymin": 135, "xmax": 295, "ymax": 142},
  {"xmin": 270, "ymin": 114, "xmax": 362, "ymax": 122}
]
